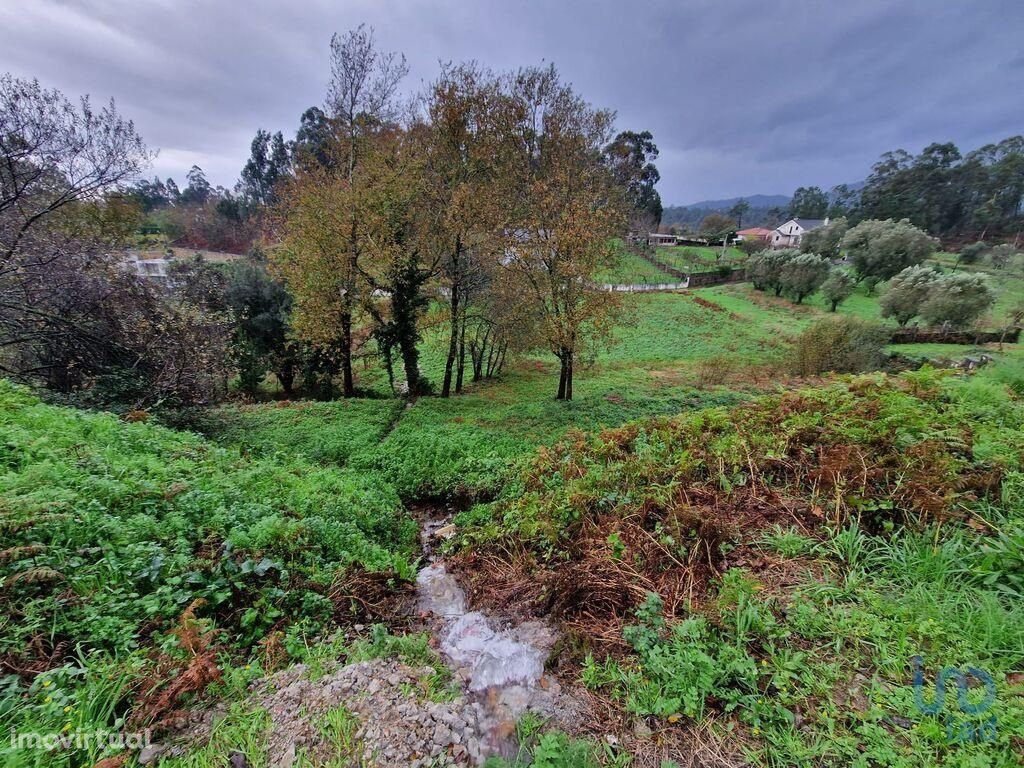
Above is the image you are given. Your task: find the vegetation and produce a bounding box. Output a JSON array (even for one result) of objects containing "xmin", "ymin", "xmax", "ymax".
[
  {"xmin": 3, "ymin": 22, "xmax": 1024, "ymax": 768},
  {"xmin": 460, "ymin": 368, "xmax": 1024, "ymax": 766}
]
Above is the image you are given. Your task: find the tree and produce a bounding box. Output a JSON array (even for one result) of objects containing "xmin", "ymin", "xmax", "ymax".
[
  {"xmin": 852, "ymin": 136, "xmax": 1024, "ymax": 238},
  {"xmin": 420, "ymin": 63, "xmax": 507, "ymax": 398},
  {"xmin": 501, "ymin": 65, "xmax": 627, "ymax": 400},
  {"xmin": 603, "ymin": 130, "xmax": 663, "ymax": 226},
  {"xmin": 919, "ymin": 272, "xmax": 996, "ymax": 329},
  {"xmin": 0, "ymin": 75, "xmax": 162, "ymax": 394},
  {"xmin": 988, "ymin": 243, "xmax": 1020, "ymax": 270},
  {"xmin": 841, "ymin": 218, "xmax": 936, "ymax": 289},
  {"xmin": 779, "ymin": 253, "xmax": 830, "ymax": 303},
  {"xmin": 180, "ymin": 165, "xmax": 212, "ymax": 205},
  {"xmin": 957, "ymin": 241, "xmax": 988, "ymax": 266},
  {"xmin": 879, "ymin": 264, "xmax": 942, "ymax": 326},
  {"xmin": 699, "ymin": 212, "xmax": 736, "ymax": 242},
  {"xmin": 820, "ymin": 269, "xmax": 855, "ymax": 312},
  {"xmin": 224, "ymin": 262, "xmax": 297, "ymax": 394},
  {"xmin": 747, "ymin": 248, "xmax": 799, "ymax": 296},
  {"xmin": 319, "ymin": 24, "xmax": 407, "ymax": 397},
  {"xmin": 737, "ymin": 236, "xmax": 766, "ymax": 256},
  {"xmin": 352, "ymin": 123, "xmax": 440, "ymax": 396},
  {"xmin": 293, "ymin": 106, "xmax": 333, "ymax": 170},
  {"xmin": 788, "ymin": 186, "xmax": 828, "ymax": 219},
  {"xmin": 800, "ymin": 217, "xmax": 847, "ymax": 256},
  {"xmin": 728, "ymin": 199, "xmax": 750, "ymax": 229},
  {"xmin": 240, "ymin": 129, "xmax": 291, "ymax": 207}
]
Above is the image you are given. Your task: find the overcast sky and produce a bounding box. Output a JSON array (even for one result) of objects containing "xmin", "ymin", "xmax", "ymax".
[{"xmin": 1, "ymin": 0, "xmax": 1020, "ymax": 205}]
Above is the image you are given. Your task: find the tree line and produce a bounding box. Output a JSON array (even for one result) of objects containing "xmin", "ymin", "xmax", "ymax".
[
  {"xmin": 0, "ymin": 27, "xmax": 661, "ymax": 407},
  {"xmin": 663, "ymin": 136, "xmax": 1023, "ymax": 243}
]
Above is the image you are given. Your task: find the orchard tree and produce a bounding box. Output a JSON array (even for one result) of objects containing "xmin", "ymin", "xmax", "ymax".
[
  {"xmin": 879, "ymin": 264, "xmax": 942, "ymax": 326},
  {"xmin": 747, "ymin": 248, "xmax": 799, "ymax": 296},
  {"xmin": 842, "ymin": 218, "xmax": 936, "ymax": 289},
  {"xmin": 800, "ymin": 217, "xmax": 847, "ymax": 256},
  {"xmin": 779, "ymin": 253, "xmax": 830, "ymax": 303},
  {"xmin": 603, "ymin": 130, "xmax": 662, "ymax": 227},
  {"xmin": 919, "ymin": 273, "xmax": 996, "ymax": 329},
  {"xmin": 502, "ymin": 65, "xmax": 628, "ymax": 401},
  {"xmin": 820, "ymin": 269, "xmax": 855, "ymax": 311}
]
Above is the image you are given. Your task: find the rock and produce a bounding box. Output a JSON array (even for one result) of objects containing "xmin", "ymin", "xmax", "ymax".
[
  {"xmin": 228, "ymin": 750, "xmax": 250, "ymax": 768},
  {"xmin": 435, "ymin": 523, "xmax": 457, "ymax": 539},
  {"xmin": 137, "ymin": 743, "xmax": 168, "ymax": 766}
]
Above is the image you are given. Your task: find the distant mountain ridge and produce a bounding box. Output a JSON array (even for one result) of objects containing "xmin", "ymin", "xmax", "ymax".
[{"xmin": 674, "ymin": 193, "xmax": 790, "ymax": 210}]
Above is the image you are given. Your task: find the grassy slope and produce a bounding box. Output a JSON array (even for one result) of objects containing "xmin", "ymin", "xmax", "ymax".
[{"xmin": 464, "ymin": 368, "xmax": 1024, "ymax": 767}]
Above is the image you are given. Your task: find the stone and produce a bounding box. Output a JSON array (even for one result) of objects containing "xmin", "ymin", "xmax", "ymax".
[{"xmin": 137, "ymin": 743, "xmax": 168, "ymax": 766}]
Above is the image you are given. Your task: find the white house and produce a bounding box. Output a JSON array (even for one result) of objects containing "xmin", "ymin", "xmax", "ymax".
[{"xmin": 771, "ymin": 218, "xmax": 828, "ymax": 248}]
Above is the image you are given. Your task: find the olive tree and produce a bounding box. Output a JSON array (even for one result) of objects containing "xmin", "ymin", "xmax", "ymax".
[
  {"xmin": 841, "ymin": 218, "xmax": 936, "ymax": 289},
  {"xmin": 779, "ymin": 253, "xmax": 830, "ymax": 303},
  {"xmin": 747, "ymin": 248, "xmax": 799, "ymax": 296},
  {"xmin": 919, "ymin": 273, "xmax": 996, "ymax": 329},
  {"xmin": 879, "ymin": 265, "xmax": 942, "ymax": 326},
  {"xmin": 820, "ymin": 269, "xmax": 855, "ymax": 312},
  {"xmin": 800, "ymin": 217, "xmax": 847, "ymax": 257}
]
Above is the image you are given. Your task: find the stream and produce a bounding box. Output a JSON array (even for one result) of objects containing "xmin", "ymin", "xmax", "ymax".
[{"xmin": 415, "ymin": 513, "xmax": 562, "ymax": 759}]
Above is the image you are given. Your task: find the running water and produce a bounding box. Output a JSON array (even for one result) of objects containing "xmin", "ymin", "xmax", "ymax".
[{"xmin": 415, "ymin": 512, "xmax": 560, "ymax": 758}]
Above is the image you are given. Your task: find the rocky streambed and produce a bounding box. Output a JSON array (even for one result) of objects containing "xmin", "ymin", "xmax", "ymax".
[{"xmin": 147, "ymin": 509, "xmax": 576, "ymax": 767}]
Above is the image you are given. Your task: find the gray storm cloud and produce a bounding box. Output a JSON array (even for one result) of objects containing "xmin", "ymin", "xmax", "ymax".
[{"xmin": 0, "ymin": 0, "xmax": 1019, "ymax": 204}]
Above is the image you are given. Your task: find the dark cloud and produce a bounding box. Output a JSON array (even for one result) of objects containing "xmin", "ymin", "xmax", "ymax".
[{"xmin": 1, "ymin": 0, "xmax": 1020, "ymax": 204}]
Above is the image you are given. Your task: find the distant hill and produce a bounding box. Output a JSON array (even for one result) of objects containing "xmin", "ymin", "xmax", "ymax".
[
  {"xmin": 662, "ymin": 193, "xmax": 791, "ymax": 230},
  {"xmin": 677, "ymin": 193, "xmax": 790, "ymax": 210}
]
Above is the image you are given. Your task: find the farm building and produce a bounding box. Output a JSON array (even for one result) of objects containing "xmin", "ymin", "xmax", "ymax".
[{"xmin": 771, "ymin": 218, "xmax": 828, "ymax": 248}]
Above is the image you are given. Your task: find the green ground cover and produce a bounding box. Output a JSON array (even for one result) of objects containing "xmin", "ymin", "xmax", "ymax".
[
  {"xmin": 462, "ymin": 367, "xmax": 1024, "ymax": 766},
  {"xmin": 4, "ymin": 257, "xmax": 1024, "ymax": 767}
]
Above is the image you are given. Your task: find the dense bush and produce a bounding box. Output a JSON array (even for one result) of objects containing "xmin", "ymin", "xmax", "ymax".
[{"xmin": 788, "ymin": 316, "xmax": 888, "ymax": 376}]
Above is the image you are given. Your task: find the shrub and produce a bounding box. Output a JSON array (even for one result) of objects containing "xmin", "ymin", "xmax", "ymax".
[
  {"xmin": 788, "ymin": 317, "xmax": 888, "ymax": 376},
  {"xmin": 958, "ymin": 241, "xmax": 989, "ymax": 265}
]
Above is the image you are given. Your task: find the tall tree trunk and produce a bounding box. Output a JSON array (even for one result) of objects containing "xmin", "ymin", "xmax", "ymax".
[
  {"xmin": 340, "ymin": 309, "xmax": 355, "ymax": 397},
  {"xmin": 455, "ymin": 314, "xmax": 466, "ymax": 393},
  {"xmin": 399, "ymin": 333, "xmax": 421, "ymax": 396},
  {"xmin": 556, "ymin": 351, "xmax": 567, "ymax": 400},
  {"xmin": 276, "ymin": 358, "xmax": 295, "ymax": 395},
  {"xmin": 440, "ymin": 244, "xmax": 462, "ymax": 397},
  {"xmin": 564, "ymin": 351, "xmax": 574, "ymax": 401}
]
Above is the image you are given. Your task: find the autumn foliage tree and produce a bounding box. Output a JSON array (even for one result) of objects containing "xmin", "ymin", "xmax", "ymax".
[{"xmin": 500, "ymin": 65, "xmax": 628, "ymax": 400}]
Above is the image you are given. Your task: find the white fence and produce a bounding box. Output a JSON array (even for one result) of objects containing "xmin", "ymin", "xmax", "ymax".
[{"xmin": 600, "ymin": 281, "xmax": 689, "ymax": 292}]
